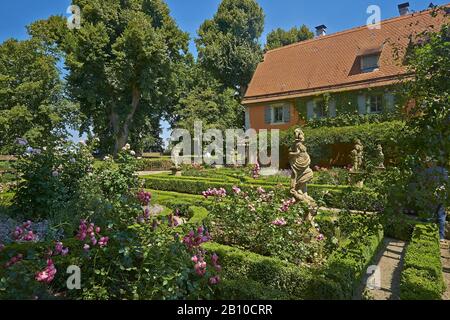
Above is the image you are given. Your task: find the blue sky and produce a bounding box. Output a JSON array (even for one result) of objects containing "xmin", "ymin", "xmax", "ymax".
[{"xmin": 1, "ymin": 0, "xmax": 447, "ymax": 143}]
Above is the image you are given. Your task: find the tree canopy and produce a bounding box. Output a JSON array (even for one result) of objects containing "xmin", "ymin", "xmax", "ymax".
[
  {"xmin": 403, "ymin": 18, "xmax": 450, "ymax": 165},
  {"xmin": 0, "ymin": 38, "xmax": 70, "ymax": 153},
  {"xmin": 265, "ymin": 25, "xmax": 314, "ymax": 51},
  {"xmin": 195, "ymin": 0, "xmax": 264, "ymax": 97},
  {"xmin": 29, "ymin": 0, "xmax": 190, "ymax": 155}
]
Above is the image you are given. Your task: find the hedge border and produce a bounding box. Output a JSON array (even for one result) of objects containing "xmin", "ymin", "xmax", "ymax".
[
  {"xmin": 143, "ymin": 175, "xmax": 380, "ymax": 211},
  {"xmin": 400, "ymin": 223, "xmax": 445, "ymax": 300},
  {"xmin": 203, "ymin": 225, "xmax": 383, "ymax": 300}
]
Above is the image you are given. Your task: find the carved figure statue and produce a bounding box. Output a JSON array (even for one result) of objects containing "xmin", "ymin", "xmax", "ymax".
[
  {"xmin": 289, "ymin": 128, "xmax": 317, "ymax": 210},
  {"xmin": 350, "ymin": 139, "xmax": 364, "ymax": 172}
]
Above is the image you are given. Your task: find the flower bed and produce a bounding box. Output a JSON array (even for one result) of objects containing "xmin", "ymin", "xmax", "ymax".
[
  {"xmin": 203, "ymin": 224, "xmax": 383, "ymax": 300},
  {"xmin": 400, "ymin": 223, "xmax": 445, "ymax": 300}
]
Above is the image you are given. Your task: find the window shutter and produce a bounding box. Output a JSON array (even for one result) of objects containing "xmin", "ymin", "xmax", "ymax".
[
  {"xmin": 329, "ymin": 99, "xmax": 337, "ymax": 117},
  {"xmin": 306, "ymin": 100, "xmax": 314, "ymax": 120},
  {"xmin": 283, "ymin": 105, "xmax": 291, "ymax": 123},
  {"xmin": 384, "ymin": 93, "xmax": 395, "ymax": 112},
  {"xmin": 357, "ymin": 95, "xmax": 367, "ymax": 114},
  {"xmin": 264, "ymin": 106, "xmax": 271, "ymax": 124},
  {"xmin": 244, "ymin": 107, "xmax": 250, "ymax": 129}
]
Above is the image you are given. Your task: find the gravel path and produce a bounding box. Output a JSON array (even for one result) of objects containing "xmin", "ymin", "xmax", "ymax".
[
  {"xmin": 441, "ymin": 241, "xmax": 450, "ymax": 300},
  {"xmin": 355, "ymin": 238, "xmax": 406, "ymax": 300}
]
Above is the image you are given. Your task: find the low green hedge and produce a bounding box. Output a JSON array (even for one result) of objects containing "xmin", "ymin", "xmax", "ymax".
[
  {"xmin": 383, "ymin": 213, "xmax": 422, "ymax": 241},
  {"xmin": 400, "ymin": 224, "xmax": 445, "ymax": 300},
  {"xmin": 203, "ymin": 225, "xmax": 383, "ymax": 300},
  {"xmin": 203, "ymin": 242, "xmax": 315, "ymax": 299},
  {"xmin": 143, "ymin": 175, "xmax": 380, "ymax": 211},
  {"xmin": 312, "ymin": 226, "xmax": 384, "ymax": 299},
  {"xmin": 135, "ymin": 158, "xmax": 173, "ymax": 171}
]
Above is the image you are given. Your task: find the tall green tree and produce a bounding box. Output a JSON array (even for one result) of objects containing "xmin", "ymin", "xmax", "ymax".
[
  {"xmin": 196, "ymin": 0, "xmax": 265, "ymax": 97},
  {"xmin": 0, "ymin": 39, "xmax": 70, "ymax": 153},
  {"xmin": 403, "ymin": 18, "xmax": 449, "ymax": 164},
  {"xmin": 29, "ymin": 0, "xmax": 189, "ymax": 155},
  {"xmin": 265, "ymin": 25, "xmax": 314, "ymax": 50},
  {"xmin": 175, "ymin": 68, "xmax": 244, "ymax": 132}
]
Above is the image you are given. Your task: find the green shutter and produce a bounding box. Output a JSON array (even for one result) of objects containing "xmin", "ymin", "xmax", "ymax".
[
  {"xmin": 283, "ymin": 105, "xmax": 291, "ymax": 123},
  {"xmin": 264, "ymin": 106, "xmax": 271, "ymax": 124},
  {"xmin": 358, "ymin": 95, "xmax": 367, "ymax": 114}
]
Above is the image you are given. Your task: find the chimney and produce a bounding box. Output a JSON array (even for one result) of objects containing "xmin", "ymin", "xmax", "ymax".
[
  {"xmin": 398, "ymin": 2, "xmax": 410, "ymax": 16},
  {"xmin": 315, "ymin": 25, "xmax": 327, "ymax": 37}
]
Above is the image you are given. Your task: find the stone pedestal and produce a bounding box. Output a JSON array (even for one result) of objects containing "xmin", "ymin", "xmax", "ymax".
[
  {"xmin": 170, "ymin": 166, "xmax": 182, "ymax": 177},
  {"xmin": 349, "ymin": 171, "xmax": 364, "ymax": 188}
]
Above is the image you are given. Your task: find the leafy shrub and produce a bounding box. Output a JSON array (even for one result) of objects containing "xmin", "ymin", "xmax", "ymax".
[
  {"xmin": 400, "ymin": 223, "xmax": 445, "ymax": 300},
  {"xmin": 12, "ymin": 141, "xmax": 95, "ymax": 220},
  {"xmin": 0, "ymin": 194, "xmax": 220, "ymax": 300},
  {"xmin": 305, "ymin": 113, "xmax": 400, "ymax": 129},
  {"xmin": 280, "ymin": 121, "xmax": 407, "ymax": 166},
  {"xmin": 204, "ymin": 186, "xmax": 325, "ymax": 264}
]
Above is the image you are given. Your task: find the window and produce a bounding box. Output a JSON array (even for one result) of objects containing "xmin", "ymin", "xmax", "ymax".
[
  {"xmin": 367, "ymin": 94, "xmax": 383, "ymax": 114},
  {"xmin": 265, "ymin": 104, "xmax": 291, "ymax": 124},
  {"xmin": 361, "ymin": 54, "xmax": 380, "ymax": 73},
  {"xmin": 273, "ymin": 106, "xmax": 284, "ymax": 123},
  {"xmin": 314, "ymin": 99, "xmax": 327, "ymax": 118}
]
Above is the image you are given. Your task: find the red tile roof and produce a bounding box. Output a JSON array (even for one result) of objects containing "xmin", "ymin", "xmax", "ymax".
[{"xmin": 243, "ymin": 7, "xmax": 449, "ymax": 105}]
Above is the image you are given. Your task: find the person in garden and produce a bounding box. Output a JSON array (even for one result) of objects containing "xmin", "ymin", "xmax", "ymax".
[{"xmin": 422, "ymin": 157, "xmax": 449, "ymax": 242}]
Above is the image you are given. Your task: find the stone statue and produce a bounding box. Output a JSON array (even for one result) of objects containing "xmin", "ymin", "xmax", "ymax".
[
  {"xmin": 375, "ymin": 144, "xmax": 385, "ymax": 169},
  {"xmin": 350, "ymin": 139, "xmax": 364, "ymax": 172},
  {"xmin": 289, "ymin": 128, "xmax": 317, "ymax": 210}
]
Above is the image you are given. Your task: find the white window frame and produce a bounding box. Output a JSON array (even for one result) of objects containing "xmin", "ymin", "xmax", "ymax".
[
  {"xmin": 367, "ymin": 94, "xmax": 383, "ymax": 114},
  {"xmin": 361, "ymin": 54, "xmax": 380, "ymax": 73},
  {"xmin": 270, "ymin": 103, "xmax": 289, "ymax": 124}
]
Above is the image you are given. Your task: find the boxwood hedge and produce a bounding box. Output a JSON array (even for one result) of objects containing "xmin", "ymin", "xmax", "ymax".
[
  {"xmin": 203, "ymin": 225, "xmax": 383, "ymax": 300},
  {"xmin": 400, "ymin": 223, "xmax": 445, "ymax": 300}
]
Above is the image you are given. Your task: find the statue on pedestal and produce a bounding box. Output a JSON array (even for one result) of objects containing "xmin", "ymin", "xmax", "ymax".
[
  {"xmin": 289, "ymin": 128, "xmax": 317, "ymax": 211},
  {"xmin": 350, "ymin": 139, "xmax": 364, "ymax": 172},
  {"xmin": 375, "ymin": 144, "xmax": 385, "ymax": 169}
]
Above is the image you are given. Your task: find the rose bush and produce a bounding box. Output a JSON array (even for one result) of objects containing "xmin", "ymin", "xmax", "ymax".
[{"xmin": 204, "ymin": 186, "xmax": 325, "ymax": 265}]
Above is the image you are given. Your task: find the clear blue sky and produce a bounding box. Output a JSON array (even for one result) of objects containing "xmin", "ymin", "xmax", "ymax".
[{"xmin": 1, "ymin": 0, "xmax": 447, "ymax": 143}]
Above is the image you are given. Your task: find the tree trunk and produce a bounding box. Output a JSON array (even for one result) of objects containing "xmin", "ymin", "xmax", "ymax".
[{"xmin": 112, "ymin": 86, "xmax": 141, "ymax": 156}]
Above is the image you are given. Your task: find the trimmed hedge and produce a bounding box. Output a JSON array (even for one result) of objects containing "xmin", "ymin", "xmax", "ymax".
[
  {"xmin": 203, "ymin": 225, "xmax": 383, "ymax": 300},
  {"xmin": 312, "ymin": 226, "xmax": 384, "ymax": 299},
  {"xmin": 280, "ymin": 120, "xmax": 407, "ymax": 166},
  {"xmin": 135, "ymin": 158, "xmax": 173, "ymax": 171},
  {"xmin": 383, "ymin": 213, "xmax": 422, "ymax": 241},
  {"xmin": 203, "ymin": 242, "xmax": 315, "ymax": 299},
  {"xmin": 400, "ymin": 223, "xmax": 445, "ymax": 300},
  {"xmin": 143, "ymin": 175, "xmax": 381, "ymax": 211}
]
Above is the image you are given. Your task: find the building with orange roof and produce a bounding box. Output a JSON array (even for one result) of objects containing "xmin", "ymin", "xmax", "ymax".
[{"xmin": 242, "ymin": 3, "xmax": 448, "ymax": 133}]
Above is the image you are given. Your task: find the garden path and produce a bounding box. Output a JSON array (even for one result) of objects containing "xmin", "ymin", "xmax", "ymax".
[
  {"xmin": 355, "ymin": 238, "xmax": 406, "ymax": 300},
  {"xmin": 441, "ymin": 241, "xmax": 450, "ymax": 300}
]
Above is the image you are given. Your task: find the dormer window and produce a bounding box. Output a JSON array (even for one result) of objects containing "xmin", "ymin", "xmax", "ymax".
[{"xmin": 361, "ymin": 54, "xmax": 380, "ymax": 73}]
